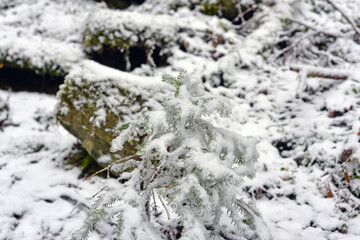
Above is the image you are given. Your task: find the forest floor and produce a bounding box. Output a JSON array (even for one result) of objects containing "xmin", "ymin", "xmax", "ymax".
[{"xmin": 1, "ymin": 0, "xmax": 360, "ymax": 239}]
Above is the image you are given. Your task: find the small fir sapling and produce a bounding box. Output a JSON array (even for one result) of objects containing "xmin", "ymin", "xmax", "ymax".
[{"xmin": 72, "ymin": 73, "xmax": 272, "ymax": 240}]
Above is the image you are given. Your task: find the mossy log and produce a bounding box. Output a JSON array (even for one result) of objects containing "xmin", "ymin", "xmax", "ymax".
[
  {"xmin": 83, "ymin": 9, "xmax": 177, "ymax": 71},
  {"xmin": 56, "ymin": 60, "xmax": 170, "ymax": 175}
]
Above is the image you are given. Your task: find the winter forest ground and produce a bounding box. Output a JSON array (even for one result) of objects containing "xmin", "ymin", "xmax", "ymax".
[{"xmin": 0, "ymin": 0, "xmax": 360, "ymax": 239}]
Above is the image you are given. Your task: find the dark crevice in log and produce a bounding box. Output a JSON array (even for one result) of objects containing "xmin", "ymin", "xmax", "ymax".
[
  {"xmin": 129, "ymin": 46, "xmax": 147, "ymax": 70},
  {"xmin": 87, "ymin": 45, "xmax": 168, "ymax": 71},
  {"xmin": 151, "ymin": 45, "xmax": 168, "ymax": 68},
  {"xmin": 0, "ymin": 66, "xmax": 64, "ymax": 94},
  {"xmin": 87, "ymin": 45, "xmax": 127, "ymax": 71},
  {"xmin": 95, "ymin": 0, "xmax": 145, "ymax": 9}
]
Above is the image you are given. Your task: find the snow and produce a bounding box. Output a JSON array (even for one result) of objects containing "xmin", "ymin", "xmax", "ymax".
[
  {"xmin": 1, "ymin": 0, "xmax": 360, "ymax": 239},
  {"xmin": 0, "ymin": 0, "xmax": 96, "ymax": 74},
  {"xmin": 84, "ymin": 8, "xmax": 178, "ymax": 47},
  {"xmin": 0, "ymin": 90, "xmax": 108, "ymax": 239}
]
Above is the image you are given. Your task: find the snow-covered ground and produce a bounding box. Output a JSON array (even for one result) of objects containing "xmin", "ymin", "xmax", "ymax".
[
  {"xmin": 0, "ymin": 90, "xmax": 109, "ymax": 240},
  {"xmin": 1, "ymin": 0, "xmax": 360, "ymax": 239}
]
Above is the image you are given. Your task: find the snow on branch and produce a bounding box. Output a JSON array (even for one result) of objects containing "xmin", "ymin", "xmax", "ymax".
[
  {"xmin": 285, "ymin": 18, "xmax": 340, "ymax": 38},
  {"xmin": 326, "ymin": 0, "xmax": 360, "ymax": 42}
]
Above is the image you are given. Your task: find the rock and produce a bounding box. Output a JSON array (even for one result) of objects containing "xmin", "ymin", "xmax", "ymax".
[
  {"xmin": 83, "ymin": 9, "xmax": 177, "ymax": 71},
  {"xmin": 56, "ymin": 60, "xmax": 170, "ymax": 175}
]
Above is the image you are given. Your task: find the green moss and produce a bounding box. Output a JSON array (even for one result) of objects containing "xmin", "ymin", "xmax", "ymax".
[
  {"xmin": 201, "ymin": 0, "xmax": 238, "ymax": 21},
  {"xmin": 202, "ymin": 2, "xmax": 219, "ymax": 16},
  {"xmin": 67, "ymin": 146, "xmax": 107, "ymax": 179},
  {"xmin": 57, "ymin": 77, "xmax": 148, "ymax": 176},
  {"xmin": 83, "ymin": 30, "xmax": 132, "ymax": 51},
  {"xmin": 79, "ymin": 155, "xmax": 92, "ymax": 169}
]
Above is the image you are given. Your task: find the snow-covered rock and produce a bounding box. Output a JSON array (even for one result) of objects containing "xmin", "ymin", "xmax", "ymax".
[{"xmin": 56, "ymin": 60, "xmax": 171, "ymax": 174}]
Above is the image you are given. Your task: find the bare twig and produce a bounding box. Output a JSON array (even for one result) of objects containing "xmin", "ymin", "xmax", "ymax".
[
  {"xmin": 234, "ymin": 4, "xmax": 258, "ymax": 24},
  {"xmin": 83, "ymin": 166, "xmax": 108, "ymax": 181},
  {"xmin": 234, "ymin": 15, "xmax": 257, "ymax": 36},
  {"xmin": 92, "ymin": 186, "xmax": 106, "ymax": 198},
  {"xmin": 326, "ymin": 0, "xmax": 360, "ymax": 40},
  {"xmin": 147, "ymin": 49, "xmax": 156, "ymax": 68},
  {"xmin": 234, "ymin": 1, "xmax": 246, "ymax": 24},
  {"xmin": 107, "ymin": 165, "xmax": 111, "ymax": 179},
  {"xmin": 286, "ymin": 18, "xmax": 339, "ymax": 38},
  {"xmin": 290, "ymin": 66, "xmax": 348, "ymax": 80},
  {"xmin": 158, "ymin": 195, "xmax": 170, "ymax": 220}
]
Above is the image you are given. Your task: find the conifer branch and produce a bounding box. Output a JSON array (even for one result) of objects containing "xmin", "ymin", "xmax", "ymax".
[{"xmin": 74, "ymin": 73, "xmax": 271, "ymax": 240}]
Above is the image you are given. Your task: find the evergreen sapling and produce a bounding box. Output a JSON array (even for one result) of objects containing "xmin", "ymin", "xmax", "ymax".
[{"xmin": 72, "ymin": 73, "xmax": 272, "ymax": 240}]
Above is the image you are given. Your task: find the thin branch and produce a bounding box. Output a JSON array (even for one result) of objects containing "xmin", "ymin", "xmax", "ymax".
[
  {"xmin": 234, "ymin": 1, "xmax": 246, "ymax": 24},
  {"xmin": 92, "ymin": 186, "xmax": 106, "ymax": 198},
  {"xmin": 326, "ymin": 0, "xmax": 360, "ymax": 39},
  {"xmin": 290, "ymin": 66, "xmax": 348, "ymax": 80},
  {"xmin": 234, "ymin": 4, "xmax": 258, "ymax": 24},
  {"xmin": 83, "ymin": 166, "xmax": 108, "ymax": 181},
  {"xmin": 147, "ymin": 49, "xmax": 156, "ymax": 68},
  {"xmin": 107, "ymin": 165, "xmax": 111, "ymax": 179},
  {"xmin": 158, "ymin": 195, "xmax": 170, "ymax": 220},
  {"xmin": 286, "ymin": 18, "xmax": 339, "ymax": 38}
]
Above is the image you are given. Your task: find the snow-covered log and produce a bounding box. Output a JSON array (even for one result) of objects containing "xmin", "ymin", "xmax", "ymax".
[{"xmin": 83, "ymin": 9, "xmax": 177, "ymax": 70}]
